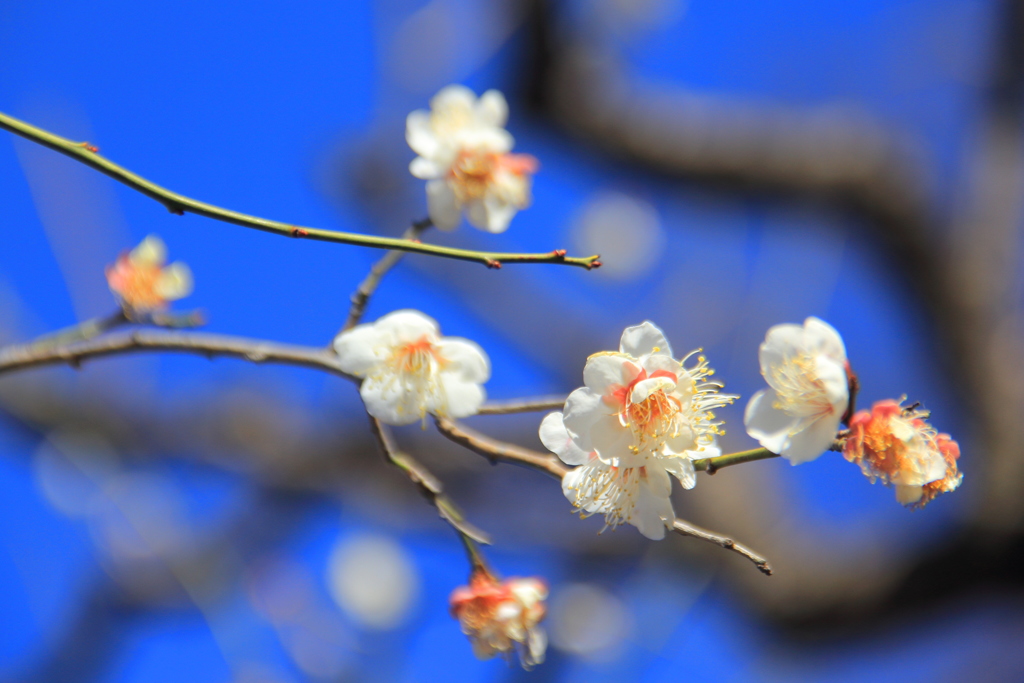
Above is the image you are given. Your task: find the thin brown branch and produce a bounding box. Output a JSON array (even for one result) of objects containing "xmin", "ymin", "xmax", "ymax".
[
  {"xmin": 476, "ymin": 396, "xmax": 568, "ymax": 416},
  {"xmin": 433, "ymin": 416, "xmax": 772, "ymax": 574},
  {"xmin": 367, "ymin": 415, "xmax": 492, "ymax": 569},
  {"xmin": 0, "ymin": 328, "xmax": 351, "ymax": 379},
  {"xmin": 434, "ymin": 416, "xmax": 569, "ymax": 479},
  {"xmin": 339, "ymin": 219, "xmax": 433, "ymax": 335}
]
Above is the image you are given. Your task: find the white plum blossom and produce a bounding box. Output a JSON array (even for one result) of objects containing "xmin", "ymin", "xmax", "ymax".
[
  {"xmin": 744, "ymin": 317, "xmax": 849, "ymax": 464},
  {"xmin": 539, "ymin": 321, "xmax": 736, "ymax": 540},
  {"xmin": 406, "ymin": 85, "xmax": 538, "ymax": 234},
  {"xmin": 334, "ymin": 310, "xmax": 489, "ymax": 426}
]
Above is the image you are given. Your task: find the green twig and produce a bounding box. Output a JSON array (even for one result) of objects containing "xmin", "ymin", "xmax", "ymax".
[
  {"xmin": 693, "ymin": 447, "xmax": 779, "ymax": 474},
  {"xmin": 0, "ymin": 111, "xmax": 601, "ymax": 270}
]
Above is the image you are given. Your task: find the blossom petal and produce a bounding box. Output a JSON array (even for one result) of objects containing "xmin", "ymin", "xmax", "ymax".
[
  {"xmin": 154, "ymin": 262, "xmax": 193, "ymax": 301},
  {"xmin": 784, "ymin": 411, "xmax": 842, "ymax": 464},
  {"xmin": 431, "ymin": 84, "xmax": 476, "ymax": 111},
  {"xmin": 409, "ymin": 156, "xmax": 443, "ymax": 179},
  {"xmin": 477, "ymin": 89, "xmax": 509, "ymax": 128},
  {"xmin": 661, "ymin": 456, "xmax": 697, "ymax": 490},
  {"xmin": 539, "ymin": 412, "xmax": 590, "ymax": 466},
  {"xmin": 406, "ymin": 110, "xmax": 439, "ymax": 159},
  {"xmin": 562, "ymin": 465, "xmax": 603, "ymax": 514},
  {"xmin": 360, "ymin": 375, "xmax": 425, "ymax": 425},
  {"xmin": 129, "ymin": 234, "xmax": 167, "ymax": 267},
  {"xmin": 375, "ymin": 309, "xmax": 439, "ymax": 343},
  {"xmin": 804, "ymin": 316, "xmax": 847, "ymax": 363},
  {"xmin": 333, "ymin": 323, "xmax": 390, "ymax": 377},
  {"xmin": 437, "ymin": 374, "xmax": 485, "ymax": 419},
  {"xmin": 582, "ymin": 353, "xmax": 632, "ymax": 396},
  {"xmin": 744, "ymin": 388, "xmax": 800, "ymax": 455},
  {"xmin": 641, "ymin": 353, "xmax": 682, "ymax": 379},
  {"xmin": 562, "ymin": 388, "xmax": 607, "ymax": 451},
  {"xmin": 436, "ymin": 337, "xmax": 490, "ymax": 383},
  {"xmin": 758, "ymin": 323, "xmax": 806, "ymax": 374},
  {"xmin": 895, "ymin": 484, "xmax": 924, "ymax": 506},
  {"xmin": 525, "ymin": 627, "xmax": 546, "ymax": 668},
  {"xmin": 632, "ymin": 470, "xmax": 673, "ymax": 540},
  {"xmin": 814, "ymin": 355, "xmax": 849, "ymax": 409},
  {"xmin": 427, "ymin": 179, "xmax": 461, "ymax": 231},
  {"xmin": 629, "ymin": 376, "xmax": 676, "ymax": 404},
  {"xmin": 619, "ymin": 321, "xmax": 672, "ymax": 359}
]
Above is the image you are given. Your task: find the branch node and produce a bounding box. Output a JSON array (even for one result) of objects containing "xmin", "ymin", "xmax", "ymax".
[
  {"xmin": 551, "ymin": 249, "xmax": 567, "ymax": 259},
  {"xmin": 77, "ymin": 141, "xmax": 99, "ymax": 153},
  {"xmin": 166, "ymin": 204, "xmax": 185, "ymax": 216},
  {"xmin": 290, "ymin": 227, "xmax": 309, "ymax": 238},
  {"xmin": 485, "ymin": 259, "xmax": 502, "ymax": 269},
  {"xmin": 589, "ymin": 260, "xmax": 603, "ymax": 270}
]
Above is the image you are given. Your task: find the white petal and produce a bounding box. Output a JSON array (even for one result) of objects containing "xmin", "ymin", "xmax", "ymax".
[
  {"xmin": 477, "ymin": 90, "xmax": 509, "ymax": 128},
  {"xmin": 632, "ymin": 470, "xmax": 674, "ymax": 540},
  {"xmin": 744, "ymin": 388, "xmax": 800, "ymax": 455},
  {"xmin": 360, "ymin": 374, "xmax": 425, "ymax": 426},
  {"xmin": 431, "ymin": 84, "xmax": 476, "ymax": 111},
  {"xmin": 562, "ymin": 466, "xmax": 600, "ymax": 512},
  {"xmin": 619, "ymin": 321, "xmax": 672, "ymax": 359},
  {"xmin": 586, "ymin": 413, "xmax": 633, "ymax": 461},
  {"xmin": 406, "ymin": 110, "xmax": 439, "ymax": 159},
  {"xmin": 539, "ymin": 412, "xmax": 591, "ymax": 466},
  {"xmin": 759, "ymin": 323, "xmax": 806, "ymax": 374},
  {"xmin": 409, "ymin": 156, "xmax": 443, "ymax": 179},
  {"xmin": 129, "ymin": 234, "xmax": 167, "ymax": 267},
  {"xmin": 814, "ymin": 355, "xmax": 850, "ymax": 410},
  {"xmin": 804, "ymin": 317, "xmax": 846, "ymax": 363},
  {"xmin": 644, "ymin": 459, "xmax": 672, "ymax": 498},
  {"xmin": 525, "ymin": 627, "xmax": 547, "ymax": 667},
  {"xmin": 375, "ymin": 309, "xmax": 439, "ymax": 343},
  {"xmin": 437, "ymin": 374, "xmax": 485, "ymax": 419},
  {"xmin": 641, "ymin": 353, "xmax": 682, "ymax": 379},
  {"xmin": 470, "ymin": 198, "xmax": 517, "ymax": 234},
  {"xmin": 562, "ymin": 388, "xmax": 608, "ymax": 451},
  {"xmin": 333, "ymin": 323, "xmax": 390, "ymax": 377},
  {"xmin": 426, "ymin": 179, "xmax": 461, "ymax": 231},
  {"xmin": 629, "ymin": 376, "xmax": 676, "ymax": 404},
  {"xmin": 436, "ymin": 338, "xmax": 490, "ymax": 383},
  {"xmin": 662, "ymin": 456, "xmax": 697, "ymax": 490},
  {"xmin": 582, "ymin": 353, "xmax": 632, "ymax": 396},
  {"xmin": 663, "ymin": 425, "xmax": 697, "ymax": 456},
  {"xmin": 154, "ymin": 262, "xmax": 193, "ymax": 300},
  {"xmin": 783, "ymin": 411, "xmax": 842, "ymax": 464}
]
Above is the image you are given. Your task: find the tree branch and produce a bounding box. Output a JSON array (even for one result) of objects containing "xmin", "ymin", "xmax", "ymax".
[
  {"xmin": 0, "ymin": 111, "xmax": 600, "ymax": 270},
  {"xmin": 367, "ymin": 415, "xmax": 492, "ymax": 570},
  {"xmin": 476, "ymin": 396, "xmax": 568, "ymax": 415}
]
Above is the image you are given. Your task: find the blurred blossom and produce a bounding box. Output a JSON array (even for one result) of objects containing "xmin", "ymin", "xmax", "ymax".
[
  {"xmin": 572, "ymin": 191, "xmax": 664, "ymax": 280},
  {"xmin": 549, "ymin": 583, "xmax": 631, "ymax": 662},
  {"xmin": 406, "ymin": 85, "xmax": 537, "ymax": 232},
  {"xmin": 744, "ymin": 317, "xmax": 850, "ymax": 464},
  {"xmin": 844, "ymin": 399, "xmax": 963, "ymax": 508},
  {"xmin": 106, "ymin": 234, "xmax": 193, "ymax": 316},
  {"xmin": 449, "ymin": 569, "xmax": 548, "ymax": 669},
  {"xmin": 88, "ymin": 472, "xmax": 189, "ymax": 562},
  {"xmin": 327, "ymin": 533, "xmax": 419, "ymax": 630},
  {"xmin": 334, "ymin": 309, "xmax": 489, "ymax": 425},
  {"xmin": 33, "ymin": 430, "xmax": 118, "ymax": 517}
]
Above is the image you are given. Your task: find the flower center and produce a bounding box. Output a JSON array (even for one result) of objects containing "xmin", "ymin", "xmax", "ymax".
[
  {"xmin": 117, "ymin": 263, "xmax": 164, "ymax": 309},
  {"xmin": 388, "ymin": 336, "xmax": 444, "ymax": 377},
  {"xmin": 768, "ymin": 352, "xmax": 832, "ymax": 417}
]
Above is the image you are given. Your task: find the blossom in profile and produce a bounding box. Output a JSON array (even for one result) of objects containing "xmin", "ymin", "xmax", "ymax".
[
  {"xmin": 450, "ymin": 569, "xmax": 548, "ymax": 669},
  {"xmin": 539, "ymin": 321, "xmax": 734, "ymax": 539},
  {"xmin": 744, "ymin": 317, "xmax": 849, "ymax": 464},
  {"xmin": 105, "ymin": 235, "xmax": 192, "ymax": 315},
  {"xmin": 843, "ymin": 399, "xmax": 962, "ymax": 508},
  {"xmin": 333, "ymin": 310, "xmax": 489, "ymax": 425},
  {"xmin": 406, "ymin": 85, "xmax": 538, "ymax": 234}
]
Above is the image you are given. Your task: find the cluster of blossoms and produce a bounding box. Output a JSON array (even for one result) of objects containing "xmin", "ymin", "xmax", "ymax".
[
  {"xmin": 449, "ymin": 569, "xmax": 548, "ymax": 669},
  {"xmin": 406, "ymin": 85, "xmax": 538, "ymax": 233},
  {"xmin": 105, "ymin": 234, "xmax": 192, "ymax": 317},
  {"xmin": 540, "ymin": 321, "xmax": 736, "ymax": 539},
  {"xmin": 843, "ymin": 399, "xmax": 962, "ymax": 508}
]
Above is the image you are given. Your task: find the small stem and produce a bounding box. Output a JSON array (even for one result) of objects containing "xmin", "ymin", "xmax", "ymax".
[
  {"xmin": 693, "ymin": 447, "xmax": 780, "ymax": 474},
  {"xmin": 0, "ymin": 111, "xmax": 600, "ymax": 270},
  {"xmin": 475, "ymin": 396, "xmax": 568, "ymax": 416},
  {"xmin": 338, "ymin": 219, "xmax": 432, "ymax": 336}
]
